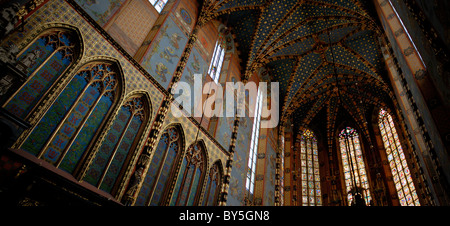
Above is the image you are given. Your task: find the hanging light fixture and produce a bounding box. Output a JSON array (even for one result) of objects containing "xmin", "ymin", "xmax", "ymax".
[{"xmin": 326, "ymin": 30, "xmax": 366, "ymax": 206}]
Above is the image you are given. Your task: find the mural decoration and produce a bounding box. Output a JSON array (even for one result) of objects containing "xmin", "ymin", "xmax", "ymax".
[
  {"xmin": 176, "ymin": 47, "xmax": 207, "ymax": 116},
  {"xmin": 214, "ymin": 102, "xmax": 233, "ymax": 149},
  {"xmin": 141, "ymin": 16, "xmax": 187, "ymax": 89},
  {"xmin": 227, "ymin": 109, "xmax": 252, "ymax": 206},
  {"xmin": 263, "ymin": 130, "xmax": 277, "ymax": 206},
  {"xmin": 180, "ymin": 8, "xmax": 192, "ymax": 25},
  {"xmin": 74, "ymin": 0, "xmax": 127, "ymax": 26}
]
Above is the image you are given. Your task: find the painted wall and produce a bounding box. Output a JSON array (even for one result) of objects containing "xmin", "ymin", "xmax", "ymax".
[
  {"xmin": 388, "ymin": 0, "xmax": 450, "ymax": 106},
  {"xmin": 106, "ymin": 0, "xmax": 159, "ymax": 56},
  {"xmin": 1, "ymin": 0, "xmax": 234, "ymax": 204},
  {"xmin": 140, "ymin": 15, "xmax": 188, "ymax": 89},
  {"xmin": 74, "ymin": 0, "xmax": 127, "ymax": 26}
]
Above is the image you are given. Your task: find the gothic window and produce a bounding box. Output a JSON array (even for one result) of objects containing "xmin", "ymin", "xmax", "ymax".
[
  {"xmin": 202, "ymin": 162, "xmax": 223, "ymax": 206},
  {"xmin": 84, "ymin": 96, "xmax": 149, "ymax": 194},
  {"xmin": 149, "ymin": 0, "xmax": 168, "ymax": 13},
  {"xmin": 339, "ymin": 127, "xmax": 372, "ymax": 206},
  {"xmin": 20, "ymin": 61, "xmax": 121, "ymax": 174},
  {"xmin": 4, "ymin": 29, "xmax": 79, "ymax": 119},
  {"xmin": 378, "ymin": 109, "xmax": 420, "ymax": 206},
  {"xmin": 245, "ymin": 88, "xmax": 263, "ymax": 200},
  {"xmin": 207, "ymin": 39, "xmax": 225, "ymax": 83},
  {"xmin": 170, "ymin": 141, "xmax": 207, "ymax": 206},
  {"xmin": 135, "ymin": 126, "xmax": 183, "ymax": 206},
  {"xmin": 300, "ymin": 129, "xmax": 322, "ymax": 206}
]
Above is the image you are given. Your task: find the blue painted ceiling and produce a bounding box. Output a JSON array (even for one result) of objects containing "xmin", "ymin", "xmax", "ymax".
[{"xmin": 205, "ymin": 0, "xmax": 393, "ymax": 138}]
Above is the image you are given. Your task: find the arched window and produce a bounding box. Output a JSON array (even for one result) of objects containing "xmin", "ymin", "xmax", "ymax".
[
  {"xmin": 202, "ymin": 161, "xmax": 223, "ymax": 206},
  {"xmin": 170, "ymin": 141, "xmax": 207, "ymax": 206},
  {"xmin": 20, "ymin": 61, "xmax": 121, "ymax": 174},
  {"xmin": 245, "ymin": 88, "xmax": 263, "ymax": 200},
  {"xmin": 339, "ymin": 127, "xmax": 372, "ymax": 206},
  {"xmin": 4, "ymin": 28, "xmax": 80, "ymax": 119},
  {"xmin": 149, "ymin": 0, "xmax": 168, "ymax": 13},
  {"xmin": 135, "ymin": 125, "xmax": 183, "ymax": 206},
  {"xmin": 84, "ymin": 95, "xmax": 150, "ymax": 194},
  {"xmin": 300, "ymin": 129, "xmax": 322, "ymax": 206},
  {"xmin": 207, "ymin": 38, "xmax": 225, "ymax": 83},
  {"xmin": 378, "ymin": 109, "xmax": 420, "ymax": 206}
]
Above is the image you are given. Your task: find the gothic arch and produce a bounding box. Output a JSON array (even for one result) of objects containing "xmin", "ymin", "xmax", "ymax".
[
  {"xmin": 202, "ymin": 159, "xmax": 224, "ymax": 206},
  {"xmin": 335, "ymin": 123, "xmax": 373, "ymax": 205},
  {"xmin": 81, "ymin": 90, "xmax": 153, "ymax": 197},
  {"xmin": 371, "ymin": 106, "xmax": 423, "ymax": 206},
  {"xmin": 169, "ymin": 139, "xmax": 208, "ymax": 206},
  {"xmin": 134, "ymin": 123, "xmax": 186, "ymax": 206},
  {"xmin": 17, "ymin": 58, "xmax": 125, "ymax": 176},
  {"xmin": 3, "ymin": 24, "xmax": 84, "ymax": 125}
]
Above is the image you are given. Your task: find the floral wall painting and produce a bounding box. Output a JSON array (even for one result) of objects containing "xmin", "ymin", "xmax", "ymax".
[
  {"xmin": 74, "ymin": 0, "xmax": 127, "ymax": 26},
  {"xmin": 141, "ymin": 16, "xmax": 187, "ymax": 89}
]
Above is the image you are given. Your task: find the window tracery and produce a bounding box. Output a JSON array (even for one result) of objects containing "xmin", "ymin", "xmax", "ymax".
[
  {"xmin": 5, "ymin": 29, "xmax": 78, "ymax": 119},
  {"xmin": 135, "ymin": 126, "xmax": 183, "ymax": 206},
  {"xmin": 300, "ymin": 129, "xmax": 322, "ymax": 206},
  {"xmin": 202, "ymin": 162, "xmax": 222, "ymax": 206},
  {"xmin": 170, "ymin": 141, "xmax": 206, "ymax": 206},
  {"xmin": 84, "ymin": 96, "xmax": 148, "ymax": 194},
  {"xmin": 378, "ymin": 109, "xmax": 420, "ymax": 206},
  {"xmin": 339, "ymin": 127, "xmax": 372, "ymax": 205},
  {"xmin": 21, "ymin": 61, "xmax": 121, "ymax": 175}
]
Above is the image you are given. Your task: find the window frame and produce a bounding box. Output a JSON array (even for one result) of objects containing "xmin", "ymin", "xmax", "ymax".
[
  {"xmin": 245, "ymin": 88, "xmax": 263, "ymax": 200},
  {"xmin": 299, "ymin": 129, "xmax": 322, "ymax": 206},
  {"xmin": 378, "ymin": 109, "xmax": 420, "ymax": 206},
  {"xmin": 338, "ymin": 127, "xmax": 372, "ymax": 206},
  {"xmin": 149, "ymin": 0, "xmax": 168, "ymax": 13},
  {"xmin": 207, "ymin": 40, "xmax": 225, "ymax": 84}
]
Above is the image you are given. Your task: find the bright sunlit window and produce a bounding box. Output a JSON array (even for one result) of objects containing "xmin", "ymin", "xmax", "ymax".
[
  {"xmin": 207, "ymin": 40, "xmax": 225, "ymax": 83},
  {"xmin": 339, "ymin": 127, "xmax": 372, "ymax": 206},
  {"xmin": 245, "ymin": 89, "xmax": 263, "ymax": 200},
  {"xmin": 378, "ymin": 109, "xmax": 420, "ymax": 206},
  {"xmin": 300, "ymin": 129, "xmax": 322, "ymax": 206},
  {"xmin": 149, "ymin": 0, "xmax": 168, "ymax": 13}
]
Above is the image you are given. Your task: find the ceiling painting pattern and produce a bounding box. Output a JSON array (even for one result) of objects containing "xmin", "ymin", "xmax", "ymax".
[{"xmin": 198, "ymin": 0, "xmax": 393, "ymax": 142}]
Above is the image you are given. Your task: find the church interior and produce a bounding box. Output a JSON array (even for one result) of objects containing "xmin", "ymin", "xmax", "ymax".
[{"xmin": 0, "ymin": 0, "xmax": 449, "ymax": 206}]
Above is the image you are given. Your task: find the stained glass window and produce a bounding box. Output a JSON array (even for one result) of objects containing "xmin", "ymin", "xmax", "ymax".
[
  {"xmin": 378, "ymin": 109, "xmax": 420, "ymax": 206},
  {"xmin": 300, "ymin": 129, "xmax": 322, "ymax": 206},
  {"xmin": 5, "ymin": 29, "xmax": 78, "ymax": 119},
  {"xmin": 202, "ymin": 162, "xmax": 222, "ymax": 206},
  {"xmin": 21, "ymin": 61, "xmax": 119, "ymax": 174},
  {"xmin": 149, "ymin": 0, "xmax": 168, "ymax": 13},
  {"xmin": 135, "ymin": 126, "xmax": 182, "ymax": 206},
  {"xmin": 207, "ymin": 39, "xmax": 225, "ymax": 83},
  {"xmin": 339, "ymin": 127, "xmax": 372, "ymax": 206},
  {"xmin": 170, "ymin": 142, "xmax": 206, "ymax": 206},
  {"xmin": 245, "ymin": 88, "xmax": 263, "ymax": 200},
  {"xmin": 84, "ymin": 96, "xmax": 148, "ymax": 194}
]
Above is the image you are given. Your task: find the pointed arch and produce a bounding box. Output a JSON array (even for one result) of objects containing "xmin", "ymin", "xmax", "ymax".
[
  {"xmin": 135, "ymin": 124, "xmax": 185, "ymax": 206},
  {"xmin": 378, "ymin": 108, "xmax": 420, "ymax": 206},
  {"xmin": 19, "ymin": 59, "xmax": 124, "ymax": 175},
  {"xmin": 299, "ymin": 128, "xmax": 322, "ymax": 206},
  {"xmin": 3, "ymin": 25, "xmax": 83, "ymax": 120},
  {"xmin": 202, "ymin": 160, "xmax": 224, "ymax": 206},
  {"xmin": 83, "ymin": 91, "xmax": 152, "ymax": 195},
  {"xmin": 170, "ymin": 140, "xmax": 208, "ymax": 206},
  {"xmin": 338, "ymin": 126, "xmax": 372, "ymax": 206}
]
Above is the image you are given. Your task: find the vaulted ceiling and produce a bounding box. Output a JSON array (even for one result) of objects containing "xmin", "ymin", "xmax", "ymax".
[{"xmin": 202, "ymin": 0, "xmax": 395, "ymax": 145}]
